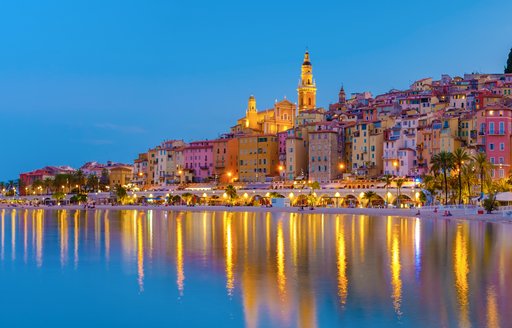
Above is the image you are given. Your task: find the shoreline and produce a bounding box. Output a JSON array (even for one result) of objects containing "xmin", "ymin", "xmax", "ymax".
[{"xmin": 1, "ymin": 204, "xmax": 510, "ymax": 224}]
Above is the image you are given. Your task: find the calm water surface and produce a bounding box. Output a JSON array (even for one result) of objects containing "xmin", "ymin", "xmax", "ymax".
[{"xmin": 0, "ymin": 208, "xmax": 510, "ymax": 327}]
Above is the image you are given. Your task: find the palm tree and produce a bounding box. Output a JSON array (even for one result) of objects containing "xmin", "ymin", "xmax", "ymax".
[
  {"xmin": 395, "ymin": 178, "xmax": 406, "ymax": 207},
  {"xmin": 431, "ymin": 151, "xmax": 455, "ymax": 205},
  {"xmin": 461, "ymin": 164, "xmax": 477, "ymax": 204},
  {"xmin": 225, "ymin": 185, "xmax": 237, "ymax": 205},
  {"xmin": 383, "ymin": 174, "xmax": 393, "ymax": 206},
  {"xmin": 473, "ymin": 152, "xmax": 490, "ymax": 199},
  {"xmin": 86, "ymin": 174, "xmax": 99, "ymax": 192},
  {"xmin": 43, "ymin": 178, "xmax": 54, "ymax": 194},
  {"xmin": 362, "ymin": 191, "xmax": 378, "ymax": 208},
  {"xmin": 115, "ymin": 185, "xmax": 128, "ymax": 204},
  {"xmin": 453, "ymin": 148, "xmax": 470, "ymax": 204}
]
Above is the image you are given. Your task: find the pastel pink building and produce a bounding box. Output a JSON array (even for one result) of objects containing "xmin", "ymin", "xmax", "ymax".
[
  {"xmin": 277, "ymin": 130, "xmax": 288, "ymax": 178},
  {"xmin": 477, "ymin": 104, "xmax": 512, "ymax": 179},
  {"xmin": 183, "ymin": 140, "xmax": 214, "ymax": 182}
]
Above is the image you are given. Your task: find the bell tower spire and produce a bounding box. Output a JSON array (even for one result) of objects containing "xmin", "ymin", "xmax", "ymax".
[{"xmin": 297, "ymin": 50, "xmax": 316, "ymax": 112}]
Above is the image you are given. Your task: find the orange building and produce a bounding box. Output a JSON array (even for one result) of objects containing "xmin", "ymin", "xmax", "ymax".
[
  {"xmin": 212, "ymin": 136, "xmax": 239, "ymax": 183},
  {"xmin": 238, "ymin": 134, "xmax": 279, "ymax": 183}
]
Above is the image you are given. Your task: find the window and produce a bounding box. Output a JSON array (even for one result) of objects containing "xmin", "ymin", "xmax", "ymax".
[
  {"xmin": 499, "ymin": 157, "xmax": 504, "ymax": 164},
  {"xmin": 489, "ymin": 122, "xmax": 495, "ymax": 134},
  {"xmin": 490, "ymin": 157, "xmax": 495, "ymax": 164},
  {"xmin": 499, "ymin": 169, "xmax": 505, "ymax": 178},
  {"xmin": 500, "ymin": 143, "xmax": 505, "ymax": 151},
  {"xmin": 489, "ymin": 143, "xmax": 495, "ymax": 151},
  {"xmin": 500, "ymin": 122, "xmax": 505, "ymax": 134}
]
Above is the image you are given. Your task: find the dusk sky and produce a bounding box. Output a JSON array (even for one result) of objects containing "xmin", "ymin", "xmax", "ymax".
[{"xmin": 1, "ymin": 0, "xmax": 511, "ymax": 181}]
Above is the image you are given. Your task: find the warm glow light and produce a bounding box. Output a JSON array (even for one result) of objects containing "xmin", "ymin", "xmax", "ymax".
[
  {"xmin": 225, "ymin": 214, "xmax": 234, "ymax": 296},
  {"xmin": 336, "ymin": 218, "xmax": 348, "ymax": 305},
  {"xmin": 454, "ymin": 224, "xmax": 470, "ymax": 328},
  {"xmin": 289, "ymin": 192, "xmax": 294, "ymax": 199},
  {"xmin": 276, "ymin": 220, "xmax": 286, "ymax": 297}
]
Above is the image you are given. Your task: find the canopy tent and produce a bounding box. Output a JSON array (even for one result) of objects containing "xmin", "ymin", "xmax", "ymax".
[{"xmin": 496, "ymin": 192, "xmax": 512, "ymax": 202}]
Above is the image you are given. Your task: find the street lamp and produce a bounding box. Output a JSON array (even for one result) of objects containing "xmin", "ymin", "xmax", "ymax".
[
  {"xmin": 393, "ymin": 160, "xmax": 399, "ymax": 176},
  {"xmin": 339, "ymin": 163, "xmax": 345, "ymax": 179},
  {"xmin": 278, "ymin": 165, "xmax": 284, "ymax": 181}
]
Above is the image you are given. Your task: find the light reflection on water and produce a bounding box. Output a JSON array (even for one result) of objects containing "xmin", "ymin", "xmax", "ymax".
[{"xmin": 0, "ymin": 208, "xmax": 511, "ymax": 327}]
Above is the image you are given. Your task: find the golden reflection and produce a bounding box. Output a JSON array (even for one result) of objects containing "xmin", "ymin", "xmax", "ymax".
[
  {"xmin": 336, "ymin": 217, "xmax": 348, "ymax": 305},
  {"xmin": 137, "ymin": 214, "xmax": 144, "ymax": 292},
  {"xmin": 23, "ymin": 210, "xmax": 28, "ymax": 263},
  {"xmin": 147, "ymin": 210, "xmax": 153, "ymax": 260},
  {"xmin": 11, "ymin": 209, "xmax": 16, "ymax": 260},
  {"xmin": 290, "ymin": 214, "xmax": 298, "ymax": 268},
  {"xmin": 104, "ymin": 211, "xmax": 110, "ymax": 262},
  {"xmin": 176, "ymin": 214, "xmax": 184, "ymax": 296},
  {"xmin": 36, "ymin": 209, "xmax": 43, "ymax": 267},
  {"xmin": 225, "ymin": 213, "xmax": 234, "ymax": 296},
  {"xmin": 74, "ymin": 210, "xmax": 79, "ymax": 268},
  {"xmin": 359, "ymin": 216, "xmax": 366, "ymax": 261},
  {"xmin": 59, "ymin": 210, "xmax": 69, "ymax": 267},
  {"xmin": 94, "ymin": 209, "xmax": 101, "ymax": 250},
  {"xmin": 388, "ymin": 217, "xmax": 402, "ymax": 317},
  {"xmin": 414, "ymin": 218, "xmax": 421, "ymax": 274},
  {"xmin": 276, "ymin": 220, "xmax": 286, "ymax": 298},
  {"xmin": 454, "ymin": 224, "xmax": 470, "ymax": 328},
  {"xmin": 1, "ymin": 209, "xmax": 5, "ymax": 261},
  {"xmin": 486, "ymin": 286, "xmax": 500, "ymax": 328}
]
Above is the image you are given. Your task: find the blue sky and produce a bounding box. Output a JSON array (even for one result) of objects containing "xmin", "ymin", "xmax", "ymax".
[{"xmin": 1, "ymin": 0, "xmax": 511, "ymax": 181}]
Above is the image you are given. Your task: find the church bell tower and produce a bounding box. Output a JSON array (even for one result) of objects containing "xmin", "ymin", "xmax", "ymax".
[{"xmin": 297, "ymin": 51, "xmax": 317, "ymax": 112}]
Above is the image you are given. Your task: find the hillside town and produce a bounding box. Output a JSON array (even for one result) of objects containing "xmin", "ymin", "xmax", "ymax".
[{"xmin": 8, "ymin": 50, "xmax": 512, "ymax": 207}]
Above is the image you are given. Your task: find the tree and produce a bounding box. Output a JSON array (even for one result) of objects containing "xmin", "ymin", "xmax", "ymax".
[
  {"xmin": 52, "ymin": 191, "xmax": 65, "ymax": 203},
  {"xmin": 115, "ymin": 185, "xmax": 128, "ymax": 204},
  {"xmin": 268, "ymin": 192, "xmax": 285, "ymax": 198},
  {"xmin": 224, "ymin": 185, "xmax": 237, "ymax": 205},
  {"xmin": 395, "ymin": 178, "xmax": 406, "ymax": 207},
  {"xmin": 99, "ymin": 169, "xmax": 110, "ymax": 191},
  {"xmin": 482, "ymin": 193, "xmax": 498, "ymax": 214},
  {"xmin": 182, "ymin": 193, "xmax": 194, "ymax": 205},
  {"xmin": 70, "ymin": 193, "xmax": 87, "ymax": 205},
  {"xmin": 86, "ymin": 174, "xmax": 99, "ymax": 192},
  {"xmin": 383, "ymin": 174, "xmax": 393, "ymax": 206},
  {"xmin": 461, "ymin": 164, "xmax": 477, "ymax": 204},
  {"xmin": 453, "ymin": 148, "xmax": 470, "ymax": 205},
  {"xmin": 72, "ymin": 169, "xmax": 86, "ymax": 193},
  {"xmin": 308, "ymin": 181, "xmax": 321, "ymax": 191},
  {"xmin": 43, "ymin": 178, "xmax": 54, "ymax": 194},
  {"xmin": 505, "ymin": 47, "xmax": 512, "ymax": 74},
  {"xmin": 431, "ymin": 151, "xmax": 455, "ymax": 205},
  {"xmin": 362, "ymin": 191, "xmax": 378, "ymax": 208},
  {"xmin": 473, "ymin": 152, "xmax": 490, "ymax": 199}
]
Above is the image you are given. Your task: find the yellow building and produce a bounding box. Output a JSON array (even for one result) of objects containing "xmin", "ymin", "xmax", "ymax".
[
  {"xmin": 109, "ymin": 166, "xmax": 134, "ymax": 189},
  {"xmin": 350, "ymin": 122, "xmax": 384, "ymax": 177},
  {"xmin": 285, "ymin": 133, "xmax": 308, "ymax": 181},
  {"xmin": 238, "ymin": 134, "xmax": 279, "ymax": 183},
  {"xmin": 234, "ymin": 96, "xmax": 296, "ymax": 134},
  {"xmin": 440, "ymin": 116, "xmax": 462, "ymax": 153},
  {"xmin": 297, "ymin": 51, "xmax": 317, "ymax": 112}
]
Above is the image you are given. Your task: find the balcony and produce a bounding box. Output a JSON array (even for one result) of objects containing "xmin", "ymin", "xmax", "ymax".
[{"xmin": 487, "ymin": 130, "xmax": 505, "ymax": 136}]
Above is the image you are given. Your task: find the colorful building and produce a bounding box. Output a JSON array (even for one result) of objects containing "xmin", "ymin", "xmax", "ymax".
[{"xmin": 238, "ymin": 134, "xmax": 279, "ymax": 183}]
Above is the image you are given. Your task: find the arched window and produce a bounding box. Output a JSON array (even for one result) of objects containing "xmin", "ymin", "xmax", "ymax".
[{"xmin": 308, "ymin": 98, "xmax": 312, "ymax": 106}]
